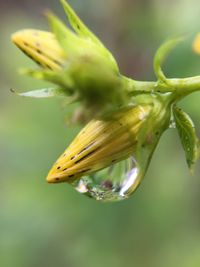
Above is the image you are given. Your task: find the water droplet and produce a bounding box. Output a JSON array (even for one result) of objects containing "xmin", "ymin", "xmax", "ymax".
[{"xmin": 71, "ymin": 156, "xmax": 143, "ymax": 202}]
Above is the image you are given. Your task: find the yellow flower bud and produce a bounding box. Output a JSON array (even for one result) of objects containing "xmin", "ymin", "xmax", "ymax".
[
  {"xmin": 46, "ymin": 104, "xmax": 152, "ymax": 183},
  {"xmin": 11, "ymin": 30, "xmax": 66, "ymax": 70}
]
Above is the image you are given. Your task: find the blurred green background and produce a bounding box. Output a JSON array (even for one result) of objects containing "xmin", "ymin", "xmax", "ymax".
[{"xmin": 1, "ymin": 0, "xmax": 200, "ymax": 266}]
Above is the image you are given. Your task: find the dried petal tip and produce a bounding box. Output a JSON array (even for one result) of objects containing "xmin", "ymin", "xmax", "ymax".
[{"xmin": 12, "ymin": 30, "xmax": 66, "ymax": 70}]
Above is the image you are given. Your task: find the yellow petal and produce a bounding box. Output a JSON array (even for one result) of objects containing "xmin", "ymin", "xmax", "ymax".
[{"xmin": 11, "ymin": 30, "xmax": 66, "ymax": 70}]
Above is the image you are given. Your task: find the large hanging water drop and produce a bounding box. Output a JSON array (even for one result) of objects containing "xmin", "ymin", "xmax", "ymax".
[{"xmin": 72, "ymin": 156, "xmax": 142, "ymax": 201}]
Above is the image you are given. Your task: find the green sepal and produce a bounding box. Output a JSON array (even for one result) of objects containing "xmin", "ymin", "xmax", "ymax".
[
  {"xmin": 173, "ymin": 106, "xmax": 200, "ymax": 173},
  {"xmin": 20, "ymin": 68, "xmax": 74, "ymax": 93},
  {"xmin": 11, "ymin": 87, "xmax": 68, "ymax": 98},
  {"xmin": 135, "ymin": 94, "xmax": 171, "ymax": 169},
  {"xmin": 47, "ymin": 12, "xmax": 80, "ymax": 56},
  {"xmin": 47, "ymin": 12, "xmax": 98, "ymax": 60},
  {"xmin": 67, "ymin": 57, "xmax": 127, "ymax": 114},
  {"xmin": 154, "ymin": 37, "xmax": 184, "ymax": 82},
  {"xmin": 60, "ymin": 0, "xmax": 119, "ymax": 72},
  {"xmin": 60, "ymin": 0, "xmax": 102, "ymax": 45}
]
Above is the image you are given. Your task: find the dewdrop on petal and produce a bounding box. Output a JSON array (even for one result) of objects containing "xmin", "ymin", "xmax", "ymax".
[{"xmin": 47, "ymin": 95, "xmax": 171, "ymax": 201}]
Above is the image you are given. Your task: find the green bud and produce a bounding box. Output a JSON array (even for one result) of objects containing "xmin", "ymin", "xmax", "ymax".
[{"xmin": 11, "ymin": 0, "xmax": 126, "ymax": 117}]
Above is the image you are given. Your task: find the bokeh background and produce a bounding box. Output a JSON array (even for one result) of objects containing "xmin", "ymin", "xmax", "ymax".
[{"xmin": 1, "ymin": 0, "xmax": 200, "ymax": 266}]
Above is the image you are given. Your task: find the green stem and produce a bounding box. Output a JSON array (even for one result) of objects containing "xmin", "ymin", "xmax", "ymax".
[
  {"xmin": 166, "ymin": 76, "xmax": 200, "ymax": 101},
  {"xmin": 123, "ymin": 75, "xmax": 200, "ymax": 102},
  {"xmin": 122, "ymin": 76, "xmax": 163, "ymax": 95}
]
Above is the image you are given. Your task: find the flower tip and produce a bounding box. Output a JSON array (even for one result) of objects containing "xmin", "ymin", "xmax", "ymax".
[
  {"xmin": 46, "ymin": 167, "xmax": 63, "ymax": 183},
  {"xmin": 60, "ymin": 0, "xmax": 65, "ymax": 5},
  {"xmin": 11, "ymin": 29, "xmax": 41, "ymax": 52},
  {"xmin": 11, "ymin": 29, "xmax": 66, "ymax": 70},
  {"xmin": 46, "ymin": 161, "xmax": 75, "ymax": 184},
  {"xmin": 46, "ymin": 172, "xmax": 57, "ymax": 183},
  {"xmin": 11, "ymin": 30, "xmax": 26, "ymax": 46},
  {"xmin": 44, "ymin": 10, "xmax": 55, "ymax": 20},
  {"xmin": 60, "ymin": 0, "xmax": 71, "ymax": 11}
]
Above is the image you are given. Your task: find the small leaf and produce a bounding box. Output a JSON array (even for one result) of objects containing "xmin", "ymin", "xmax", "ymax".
[
  {"xmin": 154, "ymin": 37, "xmax": 185, "ymax": 82},
  {"xmin": 12, "ymin": 87, "xmax": 68, "ymax": 98},
  {"xmin": 173, "ymin": 106, "xmax": 199, "ymax": 173}
]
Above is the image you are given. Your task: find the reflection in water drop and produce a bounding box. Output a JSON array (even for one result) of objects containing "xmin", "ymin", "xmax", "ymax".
[
  {"xmin": 72, "ymin": 156, "xmax": 142, "ymax": 202},
  {"xmin": 169, "ymin": 120, "xmax": 176, "ymax": 129},
  {"xmin": 119, "ymin": 159, "xmax": 139, "ymax": 197}
]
